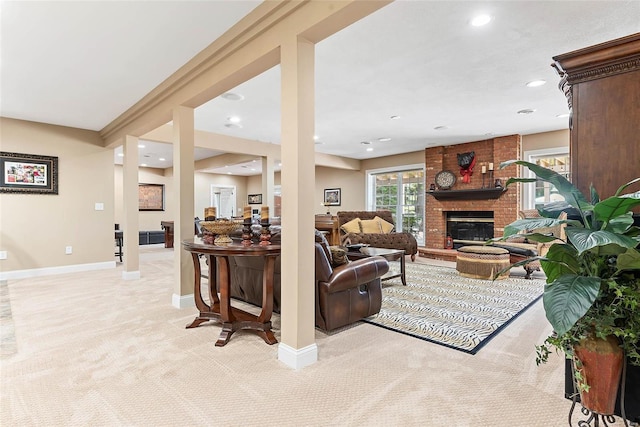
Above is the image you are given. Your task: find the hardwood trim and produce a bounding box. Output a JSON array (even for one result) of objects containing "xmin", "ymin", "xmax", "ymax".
[{"xmin": 552, "ymin": 33, "xmax": 640, "ymax": 85}]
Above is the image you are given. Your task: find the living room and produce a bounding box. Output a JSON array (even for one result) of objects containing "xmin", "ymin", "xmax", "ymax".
[{"xmin": 2, "ymin": 2, "xmax": 639, "ymax": 425}]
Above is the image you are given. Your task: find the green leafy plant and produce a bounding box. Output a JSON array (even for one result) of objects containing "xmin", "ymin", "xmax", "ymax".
[{"xmin": 497, "ymin": 160, "xmax": 640, "ymax": 374}]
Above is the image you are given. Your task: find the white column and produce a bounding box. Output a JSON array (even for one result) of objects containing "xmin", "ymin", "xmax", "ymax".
[
  {"xmin": 122, "ymin": 135, "xmax": 140, "ymax": 280},
  {"xmin": 278, "ymin": 35, "xmax": 317, "ymax": 369},
  {"xmin": 262, "ymin": 155, "xmax": 275, "ymax": 216},
  {"xmin": 171, "ymin": 106, "xmax": 196, "ymax": 308}
]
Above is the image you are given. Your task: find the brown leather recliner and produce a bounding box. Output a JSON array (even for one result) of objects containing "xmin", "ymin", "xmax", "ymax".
[
  {"xmin": 337, "ymin": 210, "xmax": 418, "ymax": 261},
  {"xmin": 227, "ymin": 235, "xmax": 389, "ymax": 331}
]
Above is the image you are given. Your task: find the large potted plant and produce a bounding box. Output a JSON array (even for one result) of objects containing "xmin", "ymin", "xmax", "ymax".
[{"xmin": 498, "ymin": 160, "xmax": 640, "ymax": 416}]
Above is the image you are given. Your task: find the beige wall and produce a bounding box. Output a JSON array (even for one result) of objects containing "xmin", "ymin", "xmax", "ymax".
[
  {"xmin": 0, "ymin": 118, "xmax": 114, "ymax": 273},
  {"xmin": 114, "ymin": 166, "xmax": 173, "ymax": 231},
  {"xmin": 194, "ymin": 171, "xmax": 247, "ymax": 219},
  {"xmin": 522, "ymin": 129, "xmax": 569, "ymax": 153},
  {"xmin": 114, "ymin": 166, "xmax": 249, "ymax": 228},
  {"xmin": 0, "ymin": 122, "xmax": 570, "ymax": 276}
]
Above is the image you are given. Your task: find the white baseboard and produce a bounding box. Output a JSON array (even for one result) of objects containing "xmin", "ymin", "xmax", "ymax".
[
  {"xmin": 172, "ymin": 293, "xmax": 194, "ymax": 309},
  {"xmin": 121, "ymin": 270, "xmax": 141, "ymax": 280},
  {"xmin": 278, "ymin": 342, "xmax": 318, "ymax": 369},
  {"xmin": 0, "ymin": 261, "xmax": 115, "ymax": 281}
]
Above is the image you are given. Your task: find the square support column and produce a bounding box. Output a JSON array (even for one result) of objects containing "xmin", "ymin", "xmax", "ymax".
[
  {"xmin": 262, "ymin": 155, "xmax": 275, "ymax": 215},
  {"xmin": 172, "ymin": 106, "xmax": 195, "ymax": 308},
  {"xmin": 278, "ymin": 35, "xmax": 318, "ymax": 369},
  {"xmin": 122, "ymin": 135, "xmax": 140, "ymax": 280}
]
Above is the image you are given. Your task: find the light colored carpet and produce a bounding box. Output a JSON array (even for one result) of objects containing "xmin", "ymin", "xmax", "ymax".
[
  {"xmin": 0, "ymin": 245, "xmax": 629, "ymax": 426},
  {"xmin": 363, "ymin": 263, "xmax": 544, "ymax": 353}
]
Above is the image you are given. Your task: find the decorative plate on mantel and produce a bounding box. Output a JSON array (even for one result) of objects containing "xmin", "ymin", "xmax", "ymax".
[{"xmin": 435, "ymin": 170, "xmax": 456, "ymax": 190}]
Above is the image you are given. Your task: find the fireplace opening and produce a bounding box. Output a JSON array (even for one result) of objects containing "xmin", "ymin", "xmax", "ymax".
[{"xmin": 446, "ymin": 211, "xmax": 494, "ymax": 246}]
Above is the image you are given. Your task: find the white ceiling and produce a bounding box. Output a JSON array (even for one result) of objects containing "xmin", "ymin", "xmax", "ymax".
[{"xmin": 2, "ymin": 1, "xmax": 639, "ymax": 175}]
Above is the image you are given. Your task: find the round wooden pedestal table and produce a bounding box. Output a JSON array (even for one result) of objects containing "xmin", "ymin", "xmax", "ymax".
[{"xmin": 182, "ymin": 238, "xmax": 280, "ymax": 346}]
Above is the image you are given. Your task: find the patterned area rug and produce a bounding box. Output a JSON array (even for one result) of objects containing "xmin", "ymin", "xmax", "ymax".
[{"xmin": 362, "ymin": 263, "xmax": 545, "ymax": 354}]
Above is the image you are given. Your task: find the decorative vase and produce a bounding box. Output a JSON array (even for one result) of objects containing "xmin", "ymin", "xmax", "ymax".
[
  {"xmin": 573, "ymin": 334, "xmax": 624, "ymax": 415},
  {"xmin": 199, "ymin": 220, "xmax": 242, "ymax": 246}
]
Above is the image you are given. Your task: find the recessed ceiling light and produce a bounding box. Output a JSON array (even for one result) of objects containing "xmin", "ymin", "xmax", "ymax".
[
  {"xmin": 313, "ymin": 135, "xmax": 319, "ymax": 141},
  {"xmin": 221, "ymin": 92, "xmax": 244, "ymax": 101},
  {"xmin": 434, "ymin": 126, "xmax": 448, "ymax": 131},
  {"xmin": 138, "ymin": 144, "xmax": 145, "ymax": 148},
  {"xmin": 556, "ymin": 113, "xmax": 570, "ymax": 118},
  {"xmin": 366, "ymin": 147, "xmax": 374, "ymax": 152},
  {"xmin": 278, "ymin": 162, "xmax": 282, "ymax": 167},
  {"xmin": 517, "ymin": 108, "xmax": 536, "ymax": 115},
  {"xmin": 140, "ymin": 163, "xmax": 147, "ymax": 167},
  {"xmin": 378, "ymin": 137, "xmax": 391, "ymax": 142},
  {"xmin": 390, "ymin": 115, "xmax": 401, "ymax": 120},
  {"xmin": 117, "ymin": 153, "xmax": 124, "ymax": 157},
  {"xmin": 228, "ymin": 116, "xmax": 241, "ymax": 123},
  {"xmin": 471, "ymin": 14, "xmax": 492, "ymax": 27},
  {"xmin": 250, "ymin": 168, "xmax": 256, "ymax": 171},
  {"xmin": 159, "ymin": 158, "xmax": 166, "ymax": 161},
  {"xmin": 227, "ymin": 172, "xmax": 232, "ymax": 175},
  {"xmin": 526, "ymin": 80, "xmax": 547, "ymax": 88}
]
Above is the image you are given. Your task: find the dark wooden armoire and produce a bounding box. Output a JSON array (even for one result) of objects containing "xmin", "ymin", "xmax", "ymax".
[
  {"xmin": 554, "ymin": 33, "xmax": 640, "ymax": 423},
  {"xmin": 552, "ymin": 33, "xmax": 640, "ymax": 203}
]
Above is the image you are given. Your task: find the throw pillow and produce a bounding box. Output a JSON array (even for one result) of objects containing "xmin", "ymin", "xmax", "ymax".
[
  {"xmin": 329, "ymin": 246, "xmax": 349, "ymax": 267},
  {"xmin": 374, "ymin": 216, "xmax": 395, "ymax": 233},
  {"xmin": 341, "ymin": 217, "xmax": 362, "ymax": 234},
  {"xmin": 361, "ymin": 219, "xmax": 382, "ymax": 233}
]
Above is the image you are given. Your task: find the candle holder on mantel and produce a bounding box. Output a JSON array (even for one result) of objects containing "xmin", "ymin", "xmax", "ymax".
[{"xmin": 259, "ymin": 222, "xmax": 272, "ymax": 246}]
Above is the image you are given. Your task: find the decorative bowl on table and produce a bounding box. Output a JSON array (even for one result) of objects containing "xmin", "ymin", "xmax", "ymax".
[{"xmin": 200, "ymin": 219, "xmax": 243, "ymax": 245}]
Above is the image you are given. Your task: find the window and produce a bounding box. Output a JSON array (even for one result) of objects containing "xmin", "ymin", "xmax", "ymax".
[
  {"xmin": 366, "ymin": 165, "xmax": 425, "ymax": 245},
  {"xmin": 522, "ymin": 148, "xmax": 570, "ymax": 210}
]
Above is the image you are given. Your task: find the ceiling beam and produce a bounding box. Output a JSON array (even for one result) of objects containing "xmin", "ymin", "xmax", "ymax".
[{"xmin": 100, "ymin": 0, "xmax": 391, "ymax": 146}]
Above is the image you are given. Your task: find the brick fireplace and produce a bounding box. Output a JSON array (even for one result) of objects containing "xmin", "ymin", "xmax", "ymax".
[{"xmin": 424, "ymin": 135, "xmax": 521, "ymax": 249}]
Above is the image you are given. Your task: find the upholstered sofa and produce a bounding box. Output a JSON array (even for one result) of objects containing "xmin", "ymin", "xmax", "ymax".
[
  {"xmin": 226, "ymin": 231, "xmax": 389, "ymax": 331},
  {"xmin": 337, "ymin": 210, "xmax": 418, "ymax": 261}
]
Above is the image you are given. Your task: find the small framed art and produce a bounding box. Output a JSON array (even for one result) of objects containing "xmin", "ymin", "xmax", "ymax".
[
  {"xmin": 248, "ymin": 193, "xmax": 262, "ymax": 204},
  {"xmin": 323, "ymin": 188, "xmax": 341, "ymax": 206},
  {"xmin": 139, "ymin": 183, "xmax": 165, "ymax": 211}
]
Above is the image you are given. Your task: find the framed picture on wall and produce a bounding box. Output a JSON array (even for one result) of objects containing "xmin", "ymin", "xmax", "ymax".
[
  {"xmin": 248, "ymin": 193, "xmax": 262, "ymax": 204},
  {"xmin": 0, "ymin": 151, "xmax": 58, "ymax": 194},
  {"xmin": 324, "ymin": 188, "xmax": 341, "ymax": 206},
  {"xmin": 139, "ymin": 183, "xmax": 165, "ymax": 211}
]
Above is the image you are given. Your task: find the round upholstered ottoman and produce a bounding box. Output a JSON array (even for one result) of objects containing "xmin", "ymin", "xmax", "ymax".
[{"xmin": 456, "ymin": 246, "xmax": 510, "ymax": 280}]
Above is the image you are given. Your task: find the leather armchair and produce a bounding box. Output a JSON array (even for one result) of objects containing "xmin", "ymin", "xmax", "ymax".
[
  {"xmin": 337, "ymin": 210, "xmax": 418, "ymax": 261},
  {"xmin": 314, "ymin": 242, "xmax": 388, "ymax": 331},
  {"xmin": 226, "ymin": 236, "xmax": 389, "ymax": 331}
]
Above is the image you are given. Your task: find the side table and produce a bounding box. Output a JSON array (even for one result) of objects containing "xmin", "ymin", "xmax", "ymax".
[
  {"xmin": 346, "ymin": 246, "xmax": 406, "ymax": 286},
  {"xmin": 182, "ymin": 239, "xmax": 280, "ymax": 346}
]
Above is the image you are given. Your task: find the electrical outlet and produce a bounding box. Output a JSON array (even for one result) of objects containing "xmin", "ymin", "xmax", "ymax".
[
  {"xmin": 0, "ymin": 251, "xmax": 7, "ymax": 260},
  {"xmin": 65, "ymin": 246, "xmax": 73, "ymax": 255}
]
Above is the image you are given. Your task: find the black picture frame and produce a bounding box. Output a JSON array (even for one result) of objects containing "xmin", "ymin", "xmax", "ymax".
[
  {"xmin": 324, "ymin": 188, "xmax": 341, "ymax": 206},
  {"xmin": 138, "ymin": 183, "xmax": 165, "ymax": 211},
  {"xmin": 248, "ymin": 193, "xmax": 262, "ymax": 204},
  {"xmin": 0, "ymin": 151, "xmax": 58, "ymax": 194}
]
